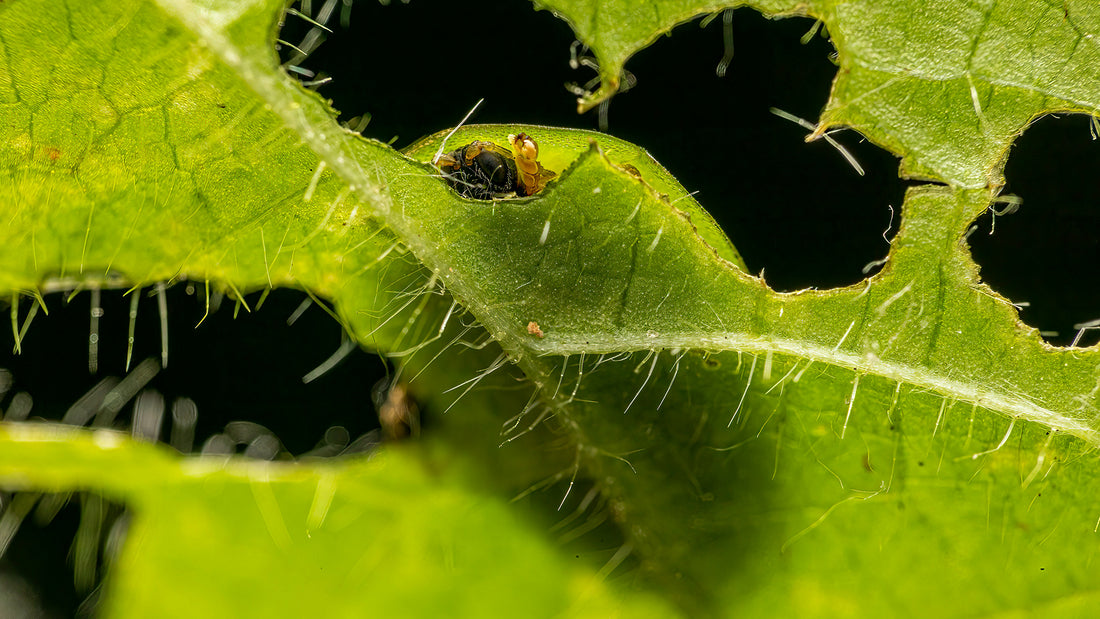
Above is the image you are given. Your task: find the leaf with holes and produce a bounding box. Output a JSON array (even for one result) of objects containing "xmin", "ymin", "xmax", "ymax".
[{"xmin": 2, "ymin": 0, "xmax": 1100, "ymax": 617}]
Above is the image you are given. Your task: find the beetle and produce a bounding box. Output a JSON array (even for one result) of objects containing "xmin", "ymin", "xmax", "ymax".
[
  {"xmin": 436, "ymin": 140, "xmax": 520, "ymax": 200},
  {"xmin": 436, "ymin": 133, "xmax": 556, "ymax": 199}
]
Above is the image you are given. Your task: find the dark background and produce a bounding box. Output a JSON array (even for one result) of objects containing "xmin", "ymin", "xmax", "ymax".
[{"xmin": 4, "ymin": 2, "xmax": 1100, "ymax": 616}]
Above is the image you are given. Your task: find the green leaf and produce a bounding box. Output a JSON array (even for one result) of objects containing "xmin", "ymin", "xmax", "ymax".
[
  {"xmin": 0, "ymin": 424, "xmax": 675, "ymax": 618},
  {"xmin": 3, "ymin": 0, "xmax": 1100, "ymax": 617}
]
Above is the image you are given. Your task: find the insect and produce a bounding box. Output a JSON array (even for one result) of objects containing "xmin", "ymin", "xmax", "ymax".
[{"xmin": 436, "ymin": 133, "xmax": 556, "ymax": 199}]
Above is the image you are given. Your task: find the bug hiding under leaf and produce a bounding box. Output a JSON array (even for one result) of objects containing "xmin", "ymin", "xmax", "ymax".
[{"xmin": 436, "ymin": 133, "xmax": 556, "ymax": 199}]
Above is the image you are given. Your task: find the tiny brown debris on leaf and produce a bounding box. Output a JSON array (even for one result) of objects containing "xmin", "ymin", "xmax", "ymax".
[{"xmin": 527, "ymin": 321, "xmax": 544, "ymax": 338}]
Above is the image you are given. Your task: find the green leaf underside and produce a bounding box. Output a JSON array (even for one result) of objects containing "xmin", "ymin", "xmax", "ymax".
[{"xmin": 1, "ymin": 0, "xmax": 1100, "ymax": 617}]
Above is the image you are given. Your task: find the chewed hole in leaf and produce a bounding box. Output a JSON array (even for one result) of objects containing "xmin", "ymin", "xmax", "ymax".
[
  {"xmin": 0, "ymin": 288, "xmax": 389, "ymax": 455},
  {"xmin": 968, "ymin": 113, "xmax": 1100, "ymax": 347},
  {"xmin": 604, "ymin": 9, "xmax": 905, "ymax": 292}
]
